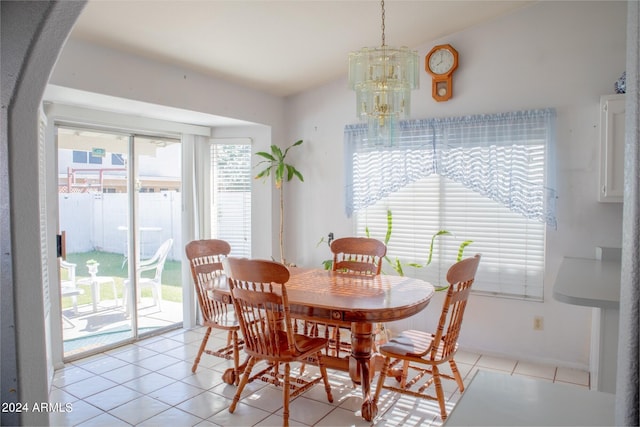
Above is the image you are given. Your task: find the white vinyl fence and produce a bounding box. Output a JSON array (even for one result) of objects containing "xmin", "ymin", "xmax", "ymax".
[{"xmin": 59, "ymin": 192, "xmax": 181, "ymax": 261}]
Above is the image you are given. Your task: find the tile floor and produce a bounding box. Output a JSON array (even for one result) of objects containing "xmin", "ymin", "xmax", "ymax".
[{"xmin": 49, "ymin": 326, "xmax": 591, "ymax": 427}]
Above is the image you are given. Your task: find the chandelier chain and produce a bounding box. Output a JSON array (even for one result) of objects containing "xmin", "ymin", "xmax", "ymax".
[{"xmin": 381, "ymin": 0, "xmax": 386, "ymax": 47}]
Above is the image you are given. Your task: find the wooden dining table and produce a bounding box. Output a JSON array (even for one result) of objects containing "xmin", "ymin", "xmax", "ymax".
[{"xmin": 212, "ymin": 267, "xmax": 435, "ymax": 421}]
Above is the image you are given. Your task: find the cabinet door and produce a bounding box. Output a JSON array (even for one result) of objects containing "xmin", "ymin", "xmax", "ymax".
[{"xmin": 599, "ymin": 95, "xmax": 625, "ymax": 202}]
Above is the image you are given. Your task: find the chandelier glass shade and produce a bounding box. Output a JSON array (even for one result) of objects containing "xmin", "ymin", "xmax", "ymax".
[{"xmin": 348, "ymin": 1, "xmax": 419, "ymax": 142}]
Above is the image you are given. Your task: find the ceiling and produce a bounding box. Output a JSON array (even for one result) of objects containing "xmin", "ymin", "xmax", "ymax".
[{"xmin": 69, "ymin": 0, "xmax": 533, "ymax": 98}]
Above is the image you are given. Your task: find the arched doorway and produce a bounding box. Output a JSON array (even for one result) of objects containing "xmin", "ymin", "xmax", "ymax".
[{"xmin": 2, "ymin": 2, "xmax": 85, "ymax": 425}]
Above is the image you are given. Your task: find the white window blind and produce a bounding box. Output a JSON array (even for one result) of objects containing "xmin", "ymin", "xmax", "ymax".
[
  {"xmin": 211, "ymin": 143, "xmax": 251, "ymax": 257},
  {"xmin": 355, "ymin": 176, "xmax": 545, "ymax": 299},
  {"xmin": 348, "ymin": 109, "xmax": 555, "ymax": 300}
]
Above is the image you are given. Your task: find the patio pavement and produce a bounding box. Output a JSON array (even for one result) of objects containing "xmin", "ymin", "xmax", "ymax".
[{"xmin": 62, "ymin": 297, "xmax": 183, "ymax": 357}]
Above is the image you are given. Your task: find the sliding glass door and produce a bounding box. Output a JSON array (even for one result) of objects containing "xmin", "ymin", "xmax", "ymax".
[
  {"xmin": 132, "ymin": 135, "xmax": 182, "ymax": 334},
  {"xmin": 57, "ymin": 126, "xmax": 182, "ymax": 359}
]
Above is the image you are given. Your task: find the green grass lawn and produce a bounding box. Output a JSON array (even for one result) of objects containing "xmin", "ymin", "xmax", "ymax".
[{"xmin": 61, "ymin": 251, "xmax": 183, "ymax": 308}]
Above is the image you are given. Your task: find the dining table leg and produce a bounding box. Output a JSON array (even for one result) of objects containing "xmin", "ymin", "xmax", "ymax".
[{"xmin": 349, "ymin": 322, "xmax": 378, "ymax": 422}]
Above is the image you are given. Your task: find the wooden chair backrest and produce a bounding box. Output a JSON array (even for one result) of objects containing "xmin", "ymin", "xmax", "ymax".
[
  {"xmin": 185, "ymin": 239, "xmax": 232, "ymax": 323},
  {"xmin": 223, "ymin": 257, "xmax": 294, "ymax": 360},
  {"xmin": 430, "ymin": 254, "xmax": 481, "ymax": 361},
  {"xmin": 330, "ymin": 237, "xmax": 387, "ymax": 276}
]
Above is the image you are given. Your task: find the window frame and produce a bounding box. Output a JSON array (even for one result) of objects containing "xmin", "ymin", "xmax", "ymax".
[{"xmin": 209, "ymin": 139, "xmax": 252, "ymax": 258}]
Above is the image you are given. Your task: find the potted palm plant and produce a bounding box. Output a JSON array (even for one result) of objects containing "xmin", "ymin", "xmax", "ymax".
[{"xmin": 255, "ymin": 139, "xmax": 304, "ymax": 265}]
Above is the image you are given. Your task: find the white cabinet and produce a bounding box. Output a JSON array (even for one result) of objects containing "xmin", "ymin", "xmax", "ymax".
[{"xmin": 598, "ymin": 94, "xmax": 625, "ymax": 202}]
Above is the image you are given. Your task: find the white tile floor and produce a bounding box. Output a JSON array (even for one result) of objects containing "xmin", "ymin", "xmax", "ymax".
[{"xmin": 49, "ymin": 326, "xmax": 590, "ymax": 426}]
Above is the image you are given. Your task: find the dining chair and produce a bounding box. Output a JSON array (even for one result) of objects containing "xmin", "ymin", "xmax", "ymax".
[
  {"xmin": 331, "ymin": 236, "xmax": 387, "ymax": 275},
  {"xmin": 124, "ymin": 238, "xmax": 173, "ymax": 311},
  {"xmin": 373, "ymin": 254, "xmax": 481, "ymax": 420},
  {"xmin": 185, "ymin": 239, "xmax": 244, "ymax": 385},
  {"xmin": 224, "ymin": 257, "xmax": 334, "ymax": 427},
  {"xmin": 327, "ymin": 236, "xmax": 387, "ymax": 357}
]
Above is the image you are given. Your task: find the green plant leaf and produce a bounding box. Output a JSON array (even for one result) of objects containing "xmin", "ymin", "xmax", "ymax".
[
  {"xmin": 255, "ymin": 151, "xmax": 275, "ymax": 161},
  {"xmin": 381, "ymin": 256, "xmax": 404, "ymax": 276},
  {"xmin": 271, "ymin": 144, "xmax": 284, "ymax": 161},
  {"xmin": 285, "ymin": 165, "xmax": 304, "ymax": 182},
  {"xmin": 286, "ymin": 164, "xmax": 295, "ymax": 181},
  {"xmin": 255, "ymin": 168, "xmax": 271, "ymax": 180},
  {"xmin": 292, "ymin": 168, "xmax": 304, "ymax": 182},
  {"xmin": 426, "ymin": 230, "xmax": 451, "ymax": 266},
  {"xmin": 456, "ymin": 240, "xmax": 474, "ymax": 261},
  {"xmin": 384, "ymin": 209, "xmax": 392, "ymax": 245},
  {"xmin": 284, "ymin": 139, "xmax": 303, "ymax": 157},
  {"xmin": 254, "ymin": 159, "xmax": 271, "ymax": 168},
  {"xmin": 394, "ymin": 258, "xmax": 404, "ymax": 276}
]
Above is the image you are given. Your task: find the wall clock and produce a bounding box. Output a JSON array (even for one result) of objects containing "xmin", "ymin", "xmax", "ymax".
[{"xmin": 425, "ymin": 44, "xmax": 458, "ymax": 102}]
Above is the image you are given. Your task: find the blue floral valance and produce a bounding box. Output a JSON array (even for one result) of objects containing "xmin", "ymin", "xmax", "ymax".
[{"xmin": 344, "ymin": 108, "xmax": 557, "ymax": 228}]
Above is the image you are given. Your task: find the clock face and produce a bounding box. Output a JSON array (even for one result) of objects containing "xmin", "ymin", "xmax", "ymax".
[{"xmin": 428, "ymin": 48, "xmax": 455, "ymax": 75}]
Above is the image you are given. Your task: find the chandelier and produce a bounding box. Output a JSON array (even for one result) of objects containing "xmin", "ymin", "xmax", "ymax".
[{"xmin": 348, "ymin": 0, "xmax": 419, "ymax": 142}]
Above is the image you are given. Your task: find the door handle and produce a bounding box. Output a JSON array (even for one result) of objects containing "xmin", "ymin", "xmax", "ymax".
[{"xmin": 56, "ymin": 231, "xmax": 66, "ymax": 259}]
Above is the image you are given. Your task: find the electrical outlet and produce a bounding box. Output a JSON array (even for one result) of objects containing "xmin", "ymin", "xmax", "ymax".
[{"xmin": 533, "ymin": 316, "xmax": 544, "ymax": 331}]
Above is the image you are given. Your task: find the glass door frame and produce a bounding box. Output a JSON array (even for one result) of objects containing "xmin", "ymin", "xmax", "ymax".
[
  {"xmin": 130, "ymin": 133, "xmax": 184, "ymax": 339},
  {"xmin": 54, "ymin": 123, "xmax": 184, "ymax": 362}
]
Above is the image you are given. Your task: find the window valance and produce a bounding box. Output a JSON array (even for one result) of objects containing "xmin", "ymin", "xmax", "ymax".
[{"xmin": 344, "ymin": 108, "xmax": 557, "ymax": 227}]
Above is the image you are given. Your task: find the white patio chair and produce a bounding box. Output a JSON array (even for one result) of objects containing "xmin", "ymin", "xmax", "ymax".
[{"xmin": 124, "ymin": 238, "xmax": 173, "ymax": 311}]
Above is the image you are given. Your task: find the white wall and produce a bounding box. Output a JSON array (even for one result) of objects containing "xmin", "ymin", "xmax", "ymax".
[
  {"xmin": 51, "ymin": 38, "xmax": 285, "ymax": 130},
  {"xmin": 284, "ymin": 1, "xmax": 627, "ymax": 369}
]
